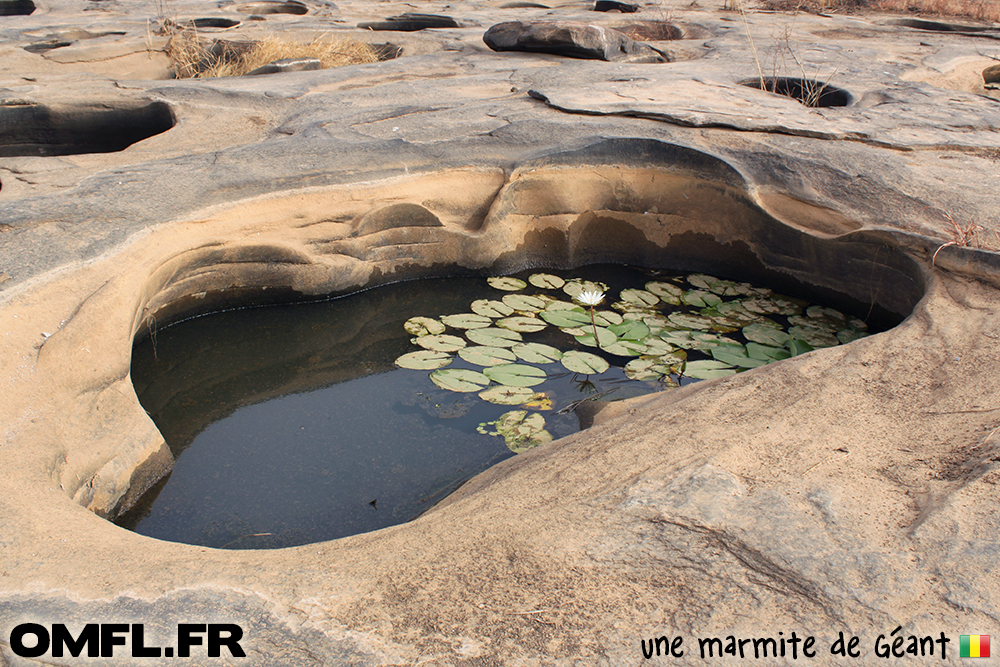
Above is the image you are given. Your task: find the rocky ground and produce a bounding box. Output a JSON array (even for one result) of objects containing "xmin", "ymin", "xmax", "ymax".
[{"xmin": 1, "ymin": 0, "xmax": 999, "ymax": 664}]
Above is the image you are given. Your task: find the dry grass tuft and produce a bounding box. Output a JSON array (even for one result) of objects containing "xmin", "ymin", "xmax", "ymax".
[
  {"xmin": 167, "ymin": 31, "xmax": 379, "ymax": 78},
  {"xmin": 931, "ymin": 210, "xmax": 1000, "ymax": 266},
  {"xmin": 756, "ymin": 0, "xmax": 1000, "ymax": 22}
]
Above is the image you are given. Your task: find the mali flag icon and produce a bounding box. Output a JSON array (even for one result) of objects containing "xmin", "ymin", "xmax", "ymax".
[{"xmin": 961, "ymin": 635, "xmax": 990, "ymax": 658}]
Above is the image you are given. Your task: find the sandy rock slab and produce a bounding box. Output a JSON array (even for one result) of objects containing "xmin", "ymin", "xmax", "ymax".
[{"xmin": 1, "ymin": 1, "xmax": 1000, "ymax": 664}]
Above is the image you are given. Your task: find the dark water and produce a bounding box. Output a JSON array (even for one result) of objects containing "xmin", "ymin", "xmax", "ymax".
[
  {"xmin": 120, "ymin": 265, "xmax": 876, "ymax": 549},
  {"xmin": 122, "ymin": 267, "xmax": 678, "ymax": 548}
]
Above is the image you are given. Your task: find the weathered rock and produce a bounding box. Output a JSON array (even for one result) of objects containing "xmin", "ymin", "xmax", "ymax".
[
  {"xmin": 614, "ymin": 20, "xmax": 683, "ymax": 41},
  {"xmin": 594, "ymin": 0, "xmax": 638, "ymax": 12},
  {"xmin": 247, "ymin": 56, "xmax": 322, "ymax": 75},
  {"xmin": 484, "ymin": 20, "xmax": 669, "ymax": 62},
  {"xmin": 2, "ymin": 2, "xmax": 1000, "ymax": 664},
  {"xmin": 23, "ymin": 39, "xmax": 73, "ymax": 53},
  {"xmin": 358, "ymin": 13, "xmax": 459, "ymax": 31},
  {"xmin": 985, "ymin": 63, "xmax": 1000, "ymax": 85}
]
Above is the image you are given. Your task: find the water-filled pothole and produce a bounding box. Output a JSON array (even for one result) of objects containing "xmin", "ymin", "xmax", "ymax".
[
  {"xmin": 0, "ymin": 0, "xmax": 35, "ymax": 15},
  {"xmin": 0, "ymin": 101, "xmax": 175, "ymax": 157},
  {"xmin": 189, "ymin": 17, "xmax": 242, "ymax": 29},
  {"xmin": 119, "ymin": 264, "xmax": 886, "ymax": 549},
  {"xmin": 233, "ymin": 1, "xmax": 307, "ymax": 15},
  {"xmin": 887, "ymin": 18, "xmax": 996, "ymax": 33},
  {"xmin": 740, "ymin": 76, "xmax": 852, "ymax": 108},
  {"xmin": 615, "ymin": 21, "xmax": 683, "ymax": 41}
]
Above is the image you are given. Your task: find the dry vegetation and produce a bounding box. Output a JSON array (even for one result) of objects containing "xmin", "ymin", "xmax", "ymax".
[
  {"xmin": 166, "ymin": 30, "xmax": 379, "ymax": 78},
  {"xmin": 756, "ymin": 0, "xmax": 1000, "ymax": 22}
]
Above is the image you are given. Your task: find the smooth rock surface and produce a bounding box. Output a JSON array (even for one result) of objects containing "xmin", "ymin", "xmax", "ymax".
[
  {"xmin": 247, "ymin": 56, "xmax": 322, "ymax": 75},
  {"xmin": 484, "ymin": 20, "xmax": 669, "ymax": 62},
  {"xmin": 1, "ymin": 0, "xmax": 1000, "ymax": 664}
]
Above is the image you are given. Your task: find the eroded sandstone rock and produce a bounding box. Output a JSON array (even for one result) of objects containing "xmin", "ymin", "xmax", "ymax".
[{"xmin": 483, "ymin": 20, "xmax": 668, "ymax": 62}]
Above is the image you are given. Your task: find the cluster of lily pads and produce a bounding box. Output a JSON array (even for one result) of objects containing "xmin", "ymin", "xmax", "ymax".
[{"xmin": 395, "ymin": 272, "xmax": 869, "ymax": 453}]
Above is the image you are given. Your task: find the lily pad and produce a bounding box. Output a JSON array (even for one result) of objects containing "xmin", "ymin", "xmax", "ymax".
[
  {"xmin": 744, "ymin": 295, "xmax": 803, "ymax": 316},
  {"xmin": 742, "ymin": 323, "xmax": 790, "ymax": 347},
  {"xmin": 603, "ymin": 340, "xmax": 648, "ymax": 357},
  {"xmin": 563, "ymin": 279, "xmax": 608, "ymax": 299},
  {"xmin": 484, "ymin": 363, "xmax": 547, "ymax": 387},
  {"xmin": 561, "ymin": 350, "xmax": 610, "ymax": 374},
  {"xmin": 544, "ymin": 300, "xmax": 582, "ymax": 311},
  {"xmin": 788, "ymin": 315, "xmax": 836, "ymax": 332},
  {"xmin": 700, "ymin": 310, "xmax": 747, "ymax": 332},
  {"xmin": 620, "ymin": 288, "xmax": 659, "ymax": 308},
  {"xmin": 623, "ymin": 357, "xmax": 667, "ymax": 380},
  {"xmin": 746, "ymin": 342, "xmax": 791, "ymax": 362},
  {"xmin": 683, "ymin": 290, "xmax": 723, "ymax": 308},
  {"xmin": 788, "ymin": 325, "xmax": 840, "ymax": 348},
  {"xmin": 660, "ymin": 330, "xmax": 722, "ymax": 350},
  {"xmin": 743, "ymin": 297, "xmax": 784, "ymax": 315},
  {"xmin": 688, "ymin": 274, "xmax": 743, "ymax": 296},
  {"xmin": 837, "ymin": 329, "xmax": 868, "ymax": 344},
  {"xmin": 641, "ymin": 338, "xmax": 676, "ymax": 356},
  {"xmin": 807, "ymin": 305, "xmax": 846, "ymax": 323},
  {"xmin": 667, "ymin": 312, "xmax": 715, "ymax": 330},
  {"xmin": 458, "ymin": 345, "xmax": 518, "ymax": 366},
  {"xmin": 512, "ymin": 343, "xmax": 563, "ymax": 364},
  {"xmin": 609, "ymin": 320, "xmax": 650, "ymax": 342},
  {"xmin": 711, "ymin": 342, "xmax": 768, "ymax": 369},
  {"xmin": 395, "ymin": 350, "xmax": 453, "ymax": 370},
  {"xmin": 528, "ymin": 273, "xmax": 565, "ymax": 289},
  {"xmin": 716, "ymin": 301, "xmax": 759, "ymax": 323},
  {"xmin": 788, "ymin": 338, "xmax": 815, "ymax": 356},
  {"xmin": 404, "ymin": 316, "xmax": 446, "ymax": 336},
  {"xmin": 414, "ymin": 334, "xmax": 467, "ymax": 352},
  {"xmin": 487, "ymin": 276, "xmax": 527, "ymax": 291},
  {"xmin": 574, "ymin": 327, "xmax": 618, "ymax": 349},
  {"xmin": 497, "ymin": 315, "xmax": 547, "ymax": 333},
  {"xmin": 646, "ymin": 281, "xmax": 684, "ymax": 304},
  {"xmin": 479, "ymin": 385, "xmax": 536, "ymax": 405},
  {"xmin": 682, "ymin": 359, "xmax": 738, "ymax": 380},
  {"xmin": 478, "ymin": 410, "xmax": 552, "ymax": 454},
  {"xmin": 539, "ymin": 308, "xmax": 591, "ymax": 328},
  {"xmin": 502, "ymin": 294, "xmax": 547, "ymax": 313},
  {"xmin": 465, "ymin": 327, "xmax": 522, "ymax": 348},
  {"xmin": 591, "ymin": 310, "xmax": 624, "ymax": 327},
  {"xmin": 524, "ymin": 392, "xmax": 554, "ymax": 410},
  {"xmin": 429, "ymin": 368, "xmax": 490, "ymax": 392},
  {"xmin": 470, "ymin": 299, "xmax": 514, "ymax": 318},
  {"xmin": 440, "ymin": 313, "xmax": 492, "ymax": 329}
]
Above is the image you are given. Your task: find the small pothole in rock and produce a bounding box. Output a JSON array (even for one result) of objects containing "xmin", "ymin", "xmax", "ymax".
[
  {"xmin": 233, "ymin": 0, "xmax": 307, "ymax": 15},
  {"xmin": 615, "ymin": 21, "xmax": 683, "ymax": 41},
  {"xmin": 887, "ymin": 18, "xmax": 995, "ymax": 33},
  {"xmin": 189, "ymin": 17, "xmax": 242, "ymax": 29},
  {"xmin": 0, "ymin": 0, "xmax": 35, "ymax": 16},
  {"xmin": 740, "ymin": 76, "xmax": 852, "ymax": 108},
  {"xmin": 0, "ymin": 101, "xmax": 176, "ymax": 157}
]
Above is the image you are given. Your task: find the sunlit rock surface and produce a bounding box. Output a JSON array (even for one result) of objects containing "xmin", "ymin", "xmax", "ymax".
[{"xmin": 1, "ymin": 0, "xmax": 999, "ymax": 663}]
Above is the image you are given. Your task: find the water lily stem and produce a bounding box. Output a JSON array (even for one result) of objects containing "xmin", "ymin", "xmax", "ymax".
[{"xmin": 589, "ymin": 306, "xmax": 599, "ymax": 346}]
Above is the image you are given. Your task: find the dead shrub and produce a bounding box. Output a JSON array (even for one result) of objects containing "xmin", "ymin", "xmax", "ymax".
[
  {"xmin": 167, "ymin": 31, "xmax": 379, "ymax": 78},
  {"xmin": 755, "ymin": 0, "xmax": 1000, "ymax": 22}
]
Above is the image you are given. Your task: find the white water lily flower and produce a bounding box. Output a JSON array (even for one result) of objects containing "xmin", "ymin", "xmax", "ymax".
[{"xmin": 575, "ymin": 290, "xmax": 605, "ymax": 307}]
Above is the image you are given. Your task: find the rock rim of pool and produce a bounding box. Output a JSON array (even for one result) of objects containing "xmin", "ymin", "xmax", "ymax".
[{"xmin": 1, "ymin": 0, "xmax": 1000, "ymax": 664}]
